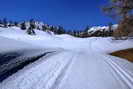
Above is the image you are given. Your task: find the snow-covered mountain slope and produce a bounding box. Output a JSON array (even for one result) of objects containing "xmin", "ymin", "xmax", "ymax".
[
  {"xmin": 88, "ymin": 24, "xmax": 118, "ymax": 34},
  {"xmin": 0, "ymin": 27, "xmax": 132, "ymax": 53},
  {"xmin": 0, "ymin": 27, "xmax": 133, "ymax": 89},
  {"xmin": 85, "ymin": 24, "xmax": 118, "ymax": 37}
]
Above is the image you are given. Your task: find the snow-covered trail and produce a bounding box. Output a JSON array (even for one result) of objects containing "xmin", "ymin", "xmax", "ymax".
[
  {"xmin": 0, "ymin": 48, "xmax": 133, "ymax": 89},
  {"xmin": 0, "ymin": 50, "xmax": 74, "ymax": 89},
  {"xmin": 0, "ymin": 28, "xmax": 133, "ymax": 89}
]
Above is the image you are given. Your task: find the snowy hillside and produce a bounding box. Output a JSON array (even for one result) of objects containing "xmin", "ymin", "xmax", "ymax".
[
  {"xmin": 0, "ymin": 19, "xmax": 119, "ymax": 37},
  {"xmin": 84, "ymin": 24, "xmax": 118, "ymax": 37},
  {"xmin": 0, "ymin": 27, "xmax": 133, "ymax": 89},
  {"xmin": 0, "ymin": 27, "xmax": 132, "ymax": 52},
  {"xmin": 88, "ymin": 24, "xmax": 118, "ymax": 33}
]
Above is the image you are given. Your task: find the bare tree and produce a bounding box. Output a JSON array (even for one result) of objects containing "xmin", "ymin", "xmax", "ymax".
[{"xmin": 103, "ymin": 0, "xmax": 133, "ymax": 39}]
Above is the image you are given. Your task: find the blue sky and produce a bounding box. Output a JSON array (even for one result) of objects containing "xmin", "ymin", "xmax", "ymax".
[{"xmin": 0, "ymin": 0, "xmax": 114, "ymax": 30}]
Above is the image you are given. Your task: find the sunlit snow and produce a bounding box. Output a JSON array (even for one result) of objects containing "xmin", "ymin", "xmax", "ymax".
[{"xmin": 0, "ymin": 27, "xmax": 133, "ymax": 89}]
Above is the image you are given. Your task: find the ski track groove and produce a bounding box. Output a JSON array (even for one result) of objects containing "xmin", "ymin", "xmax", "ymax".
[
  {"xmin": 15, "ymin": 51, "xmax": 73, "ymax": 89},
  {"xmin": 41, "ymin": 51, "xmax": 74, "ymax": 89},
  {"xmin": 103, "ymin": 55, "xmax": 133, "ymax": 89},
  {"xmin": 49, "ymin": 53, "xmax": 76, "ymax": 89},
  {"xmin": 19, "ymin": 51, "xmax": 64, "ymax": 89}
]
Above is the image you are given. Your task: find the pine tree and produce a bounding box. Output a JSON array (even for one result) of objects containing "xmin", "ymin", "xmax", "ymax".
[
  {"xmin": 54, "ymin": 27, "xmax": 58, "ymax": 34},
  {"xmin": 14, "ymin": 22, "xmax": 18, "ymax": 26},
  {"xmin": 73, "ymin": 30, "xmax": 77, "ymax": 36},
  {"xmin": 0, "ymin": 19, "xmax": 3, "ymax": 27},
  {"xmin": 20, "ymin": 22, "xmax": 26, "ymax": 30},
  {"xmin": 49, "ymin": 26, "xmax": 55, "ymax": 32},
  {"xmin": 57, "ymin": 26, "xmax": 65, "ymax": 34},
  {"xmin": 0, "ymin": 19, "xmax": 2, "ymax": 24},
  {"xmin": 42, "ymin": 25, "xmax": 47, "ymax": 31},
  {"xmin": 27, "ymin": 19, "xmax": 36, "ymax": 35},
  {"xmin": 30, "ymin": 19, "xmax": 36, "ymax": 29}
]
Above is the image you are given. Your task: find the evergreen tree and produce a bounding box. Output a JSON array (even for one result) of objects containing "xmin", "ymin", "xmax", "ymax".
[
  {"xmin": 0, "ymin": 19, "xmax": 3, "ymax": 27},
  {"xmin": 27, "ymin": 19, "xmax": 36, "ymax": 35},
  {"xmin": 49, "ymin": 26, "xmax": 55, "ymax": 32},
  {"xmin": 57, "ymin": 26, "xmax": 65, "ymax": 34},
  {"xmin": 14, "ymin": 22, "xmax": 18, "ymax": 26},
  {"xmin": 73, "ymin": 30, "xmax": 77, "ymax": 36},
  {"xmin": 29, "ymin": 19, "xmax": 36, "ymax": 29},
  {"xmin": 20, "ymin": 22, "xmax": 26, "ymax": 30},
  {"xmin": 54, "ymin": 27, "xmax": 58, "ymax": 34},
  {"xmin": 0, "ymin": 19, "xmax": 2, "ymax": 24},
  {"xmin": 27, "ymin": 27, "xmax": 36, "ymax": 35},
  {"xmin": 42, "ymin": 25, "xmax": 47, "ymax": 31}
]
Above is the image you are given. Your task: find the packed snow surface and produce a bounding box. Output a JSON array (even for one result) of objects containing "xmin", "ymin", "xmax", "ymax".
[{"xmin": 0, "ymin": 27, "xmax": 133, "ymax": 89}]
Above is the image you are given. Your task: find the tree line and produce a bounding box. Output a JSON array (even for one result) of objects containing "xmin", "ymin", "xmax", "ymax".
[{"xmin": 0, "ymin": 18, "xmax": 115, "ymax": 37}]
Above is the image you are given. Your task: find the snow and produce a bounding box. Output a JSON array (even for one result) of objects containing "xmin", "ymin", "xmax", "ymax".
[
  {"xmin": 89, "ymin": 37, "xmax": 133, "ymax": 53},
  {"xmin": 88, "ymin": 24, "xmax": 118, "ymax": 34},
  {"xmin": 0, "ymin": 36, "xmax": 36, "ymax": 53},
  {"xmin": 0, "ymin": 27, "xmax": 133, "ymax": 89}
]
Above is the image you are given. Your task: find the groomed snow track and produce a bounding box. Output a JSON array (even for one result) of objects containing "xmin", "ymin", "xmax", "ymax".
[{"xmin": 0, "ymin": 49, "xmax": 133, "ymax": 89}]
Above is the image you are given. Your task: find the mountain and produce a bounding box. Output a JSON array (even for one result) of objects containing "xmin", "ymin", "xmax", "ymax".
[
  {"xmin": 84, "ymin": 24, "xmax": 118, "ymax": 37},
  {"xmin": 88, "ymin": 24, "xmax": 118, "ymax": 34}
]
